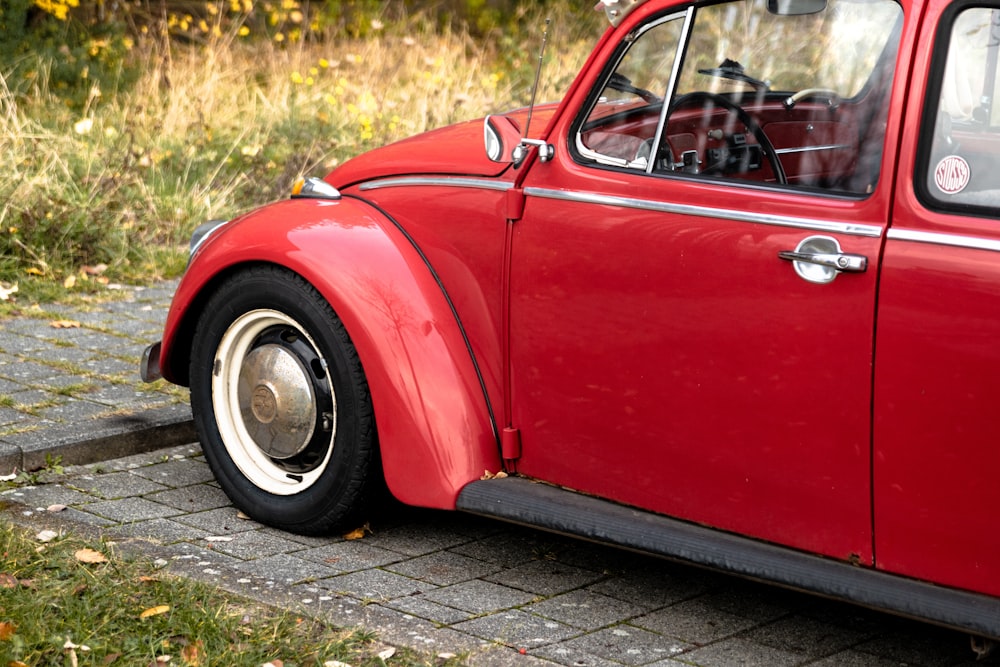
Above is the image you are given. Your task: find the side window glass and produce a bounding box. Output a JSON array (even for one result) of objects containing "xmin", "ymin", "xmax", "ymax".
[
  {"xmin": 920, "ymin": 8, "xmax": 1000, "ymax": 212},
  {"xmin": 577, "ymin": 17, "xmax": 684, "ymax": 169},
  {"xmin": 575, "ymin": 0, "xmax": 903, "ymax": 196}
]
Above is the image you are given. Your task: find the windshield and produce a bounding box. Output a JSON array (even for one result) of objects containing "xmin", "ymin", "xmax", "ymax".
[{"xmin": 678, "ymin": 0, "xmax": 902, "ymax": 97}]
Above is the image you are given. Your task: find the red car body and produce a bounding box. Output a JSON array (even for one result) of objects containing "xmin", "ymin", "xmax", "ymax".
[{"xmin": 144, "ymin": 0, "xmax": 1000, "ymax": 639}]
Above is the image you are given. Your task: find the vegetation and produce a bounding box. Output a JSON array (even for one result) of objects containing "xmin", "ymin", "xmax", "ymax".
[
  {"xmin": 0, "ymin": 518, "xmax": 463, "ymax": 665},
  {"xmin": 0, "ymin": 0, "xmax": 601, "ymax": 302}
]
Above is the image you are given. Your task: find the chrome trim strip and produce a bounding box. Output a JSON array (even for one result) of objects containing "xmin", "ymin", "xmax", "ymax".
[
  {"xmin": 888, "ymin": 228, "xmax": 1000, "ymax": 253},
  {"xmin": 359, "ymin": 177, "xmax": 515, "ymax": 192},
  {"xmin": 523, "ymin": 187, "xmax": 884, "ymax": 237},
  {"xmin": 575, "ymin": 140, "xmax": 631, "ymax": 168},
  {"xmin": 775, "ymin": 143, "xmax": 852, "ymax": 155},
  {"xmin": 648, "ymin": 8, "xmax": 695, "ymax": 175}
]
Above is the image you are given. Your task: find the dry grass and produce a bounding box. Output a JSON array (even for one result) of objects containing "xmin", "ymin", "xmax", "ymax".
[{"xmin": 0, "ymin": 11, "xmax": 599, "ymax": 298}]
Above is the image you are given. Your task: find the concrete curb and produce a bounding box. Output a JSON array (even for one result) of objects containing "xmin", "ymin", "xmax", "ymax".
[{"xmin": 0, "ymin": 404, "xmax": 195, "ymax": 475}]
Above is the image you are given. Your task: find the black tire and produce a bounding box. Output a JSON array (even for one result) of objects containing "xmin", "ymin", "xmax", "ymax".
[{"xmin": 189, "ymin": 265, "xmax": 378, "ymax": 535}]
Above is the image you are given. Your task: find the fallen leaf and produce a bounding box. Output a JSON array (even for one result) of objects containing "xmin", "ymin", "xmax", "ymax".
[
  {"xmin": 0, "ymin": 620, "xmax": 16, "ymax": 640},
  {"xmin": 36, "ymin": 530, "xmax": 59, "ymax": 543},
  {"xmin": 203, "ymin": 536, "xmax": 234, "ymax": 543},
  {"xmin": 47, "ymin": 504, "xmax": 67, "ymax": 513},
  {"xmin": 261, "ymin": 660, "xmax": 283, "ymax": 667},
  {"xmin": 180, "ymin": 639, "xmax": 204, "ymax": 666},
  {"xmin": 0, "ymin": 283, "xmax": 17, "ymax": 301},
  {"xmin": 0, "ymin": 471, "xmax": 16, "ymax": 482},
  {"xmin": 75, "ymin": 548, "xmax": 108, "ymax": 564},
  {"xmin": 81, "ymin": 263, "xmax": 108, "ymax": 275},
  {"xmin": 25, "ymin": 267, "xmax": 43, "ymax": 276},
  {"xmin": 63, "ymin": 275, "xmax": 77, "ymax": 289},
  {"xmin": 138, "ymin": 575, "xmax": 159, "ymax": 584},
  {"xmin": 0, "ymin": 573, "xmax": 17, "ymax": 589},
  {"xmin": 342, "ymin": 522, "xmax": 371, "ymax": 541},
  {"xmin": 9, "ymin": 660, "xmax": 29, "ymax": 667},
  {"xmin": 377, "ymin": 647, "xmax": 396, "ymax": 660},
  {"xmin": 480, "ymin": 469, "xmax": 508, "ymax": 480},
  {"xmin": 323, "ymin": 662, "xmax": 352, "ymax": 667},
  {"xmin": 63, "ymin": 639, "xmax": 91, "ymax": 651},
  {"xmin": 50, "ymin": 320, "xmax": 81, "ymax": 329},
  {"xmin": 236, "ymin": 511, "xmax": 251, "ymax": 520},
  {"xmin": 140, "ymin": 605, "xmax": 171, "ymax": 619}
]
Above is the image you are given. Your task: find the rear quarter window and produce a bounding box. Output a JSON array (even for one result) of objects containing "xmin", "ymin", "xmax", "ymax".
[{"xmin": 918, "ymin": 6, "xmax": 1000, "ymax": 214}]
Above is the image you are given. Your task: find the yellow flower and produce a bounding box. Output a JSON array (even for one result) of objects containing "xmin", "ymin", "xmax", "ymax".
[{"xmin": 290, "ymin": 71, "xmax": 304, "ymax": 84}]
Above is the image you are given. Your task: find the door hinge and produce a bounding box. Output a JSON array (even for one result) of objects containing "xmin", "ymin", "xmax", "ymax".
[
  {"xmin": 506, "ymin": 187, "xmax": 525, "ymax": 222},
  {"xmin": 502, "ymin": 427, "xmax": 522, "ymax": 461}
]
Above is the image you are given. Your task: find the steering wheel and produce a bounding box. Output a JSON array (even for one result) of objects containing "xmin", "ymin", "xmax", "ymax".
[{"xmin": 657, "ymin": 91, "xmax": 787, "ymax": 185}]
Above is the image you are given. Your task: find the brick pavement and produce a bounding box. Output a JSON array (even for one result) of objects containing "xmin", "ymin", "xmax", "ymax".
[
  {"xmin": 0, "ymin": 281, "xmax": 193, "ymax": 476},
  {"xmin": 0, "ymin": 283, "xmax": 995, "ymax": 665}
]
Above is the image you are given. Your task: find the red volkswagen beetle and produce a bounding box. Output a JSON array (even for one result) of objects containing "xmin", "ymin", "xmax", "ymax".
[{"xmin": 142, "ymin": 0, "xmax": 1000, "ymax": 639}]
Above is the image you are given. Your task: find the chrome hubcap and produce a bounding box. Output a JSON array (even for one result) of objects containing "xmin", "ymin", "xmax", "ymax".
[
  {"xmin": 212, "ymin": 309, "xmax": 337, "ymax": 495},
  {"xmin": 238, "ymin": 344, "xmax": 317, "ymax": 459}
]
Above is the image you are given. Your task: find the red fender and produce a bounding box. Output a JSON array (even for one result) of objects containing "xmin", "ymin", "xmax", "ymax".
[{"xmin": 159, "ymin": 196, "xmax": 501, "ymax": 509}]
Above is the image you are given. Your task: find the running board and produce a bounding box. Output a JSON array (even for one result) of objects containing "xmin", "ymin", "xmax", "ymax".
[{"xmin": 457, "ymin": 477, "xmax": 1000, "ymax": 639}]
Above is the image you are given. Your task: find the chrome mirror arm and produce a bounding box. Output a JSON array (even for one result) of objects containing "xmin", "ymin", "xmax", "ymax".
[{"xmin": 513, "ymin": 139, "xmax": 555, "ymax": 166}]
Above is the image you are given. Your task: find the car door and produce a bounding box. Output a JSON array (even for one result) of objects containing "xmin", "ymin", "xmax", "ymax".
[
  {"xmin": 875, "ymin": 0, "xmax": 1000, "ymax": 597},
  {"xmin": 507, "ymin": 0, "xmax": 906, "ymax": 562}
]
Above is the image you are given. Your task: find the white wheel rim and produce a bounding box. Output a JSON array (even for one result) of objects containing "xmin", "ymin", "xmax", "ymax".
[{"xmin": 212, "ymin": 309, "xmax": 336, "ymax": 495}]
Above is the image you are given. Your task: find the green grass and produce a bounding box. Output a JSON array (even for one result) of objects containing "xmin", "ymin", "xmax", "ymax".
[{"xmin": 0, "ymin": 519, "xmax": 465, "ymax": 665}]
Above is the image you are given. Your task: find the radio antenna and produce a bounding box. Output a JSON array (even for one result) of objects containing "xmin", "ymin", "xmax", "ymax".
[{"xmin": 522, "ymin": 18, "xmax": 551, "ymax": 140}]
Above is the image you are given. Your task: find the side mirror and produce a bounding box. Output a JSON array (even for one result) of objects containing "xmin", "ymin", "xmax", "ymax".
[
  {"xmin": 767, "ymin": 0, "xmax": 826, "ymax": 15},
  {"xmin": 484, "ymin": 115, "xmax": 523, "ymax": 164}
]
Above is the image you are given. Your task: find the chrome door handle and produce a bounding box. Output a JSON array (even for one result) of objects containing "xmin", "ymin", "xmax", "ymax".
[
  {"xmin": 779, "ymin": 235, "xmax": 867, "ymax": 284},
  {"xmin": 777, "ymin": 250, "xmax": 867, "ymax": 272}
]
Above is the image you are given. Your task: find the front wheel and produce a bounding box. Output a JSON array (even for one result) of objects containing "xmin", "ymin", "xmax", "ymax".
[{"xmin": 190, "ymin": 266, "xmax": 378, "ymax": 535}]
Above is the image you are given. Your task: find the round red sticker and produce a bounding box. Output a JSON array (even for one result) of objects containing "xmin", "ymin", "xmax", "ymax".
[{"xmin": 934, "ymin": 155, "xmax": 971, "ymax": 195}]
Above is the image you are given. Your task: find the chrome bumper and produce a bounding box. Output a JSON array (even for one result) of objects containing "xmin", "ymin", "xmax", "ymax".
[{"xmin": 140, "ymin": 341, "xmax": 163, "ymax": 382}]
